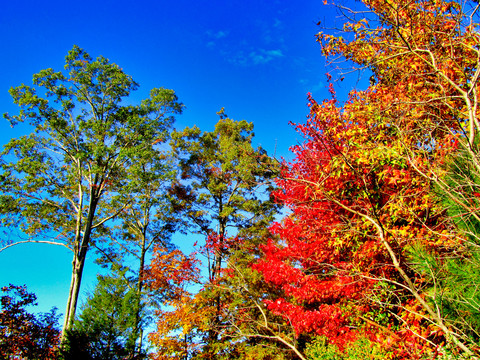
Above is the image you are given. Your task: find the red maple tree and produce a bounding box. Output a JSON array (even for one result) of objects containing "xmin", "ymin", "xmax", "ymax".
[{"xmin": 255, "ymin": 0, "xmax": 480, "ymax": 357}]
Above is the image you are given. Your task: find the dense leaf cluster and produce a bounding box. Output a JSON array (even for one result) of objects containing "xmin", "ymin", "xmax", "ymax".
[
  {"xmin": 0, "ymin": 284, "xmax": 60, "ymax": 359},
  {"xmin": 2, "ymin": 0, "xmax": 480, "ymax": 359}
]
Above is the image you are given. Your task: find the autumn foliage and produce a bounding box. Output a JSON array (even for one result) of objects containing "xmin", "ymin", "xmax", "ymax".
[
  {"xmin": 142, "ymin": 1, "xmax": 480, "ymax": 358},
  {"xmin": 3, "ymin": 0, "xmax": 480, "ymax": 359},
  {"xmin": 254, "ymin": 0, "xmax": 480, "ymax": 358},
  {"xmin": 254, "ymin": 90, "xmax": 447, "ymax": 358},
  {"xmin": 0, "ymin": 285, "xmax": 60, "ymax": 359},
  {"xmin": 145, "ymin": 246, "xmax": 203, "ymax": 359}
]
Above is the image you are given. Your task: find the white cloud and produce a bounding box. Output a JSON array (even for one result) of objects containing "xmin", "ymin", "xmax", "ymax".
[
  {"xmin": 249, "ymin": 49, "xmax": 284, "ymax": 65},
  {"xmin": 214, "ymin": 30, "xmax": 228, "ymax": 39},
  {"xmin": 205, "ymin": 30, "xmax": 230, "ymax": 48},
  {"xmin": 205, "ymin": 22, "xmax": 285, "ymax": 66},
  {"xmin": 206, "ymin": 30, "xmax": 229, "ymax": 39},
  {"xmin": 221, "ymin": 48, "xmax": 284, "ymax": 66}
]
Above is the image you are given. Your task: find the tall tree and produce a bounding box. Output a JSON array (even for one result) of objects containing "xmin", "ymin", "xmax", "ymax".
[
  {"xmin": 94, "ymin": 146, "xmax": 179, "ymax": 355},
  {"xmin": 148, "ymin": 115, "xmax": 280, "ymax": 358},
  {"xmin": 318, "ymin": 0, "xmax": 480, "ymax": 355},
  {"xmin": 0, "ymin": 45, "xmax": 183, "ymax": 335},
  {"xmin": 255, "ymin": 90, "xmax": 450, "ymax": 358},
  {"xmin": 170, "ymin": 114, "xmax": 278, "ymax": 282}
]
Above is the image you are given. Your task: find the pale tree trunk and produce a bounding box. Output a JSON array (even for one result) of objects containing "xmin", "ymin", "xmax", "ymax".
[
  {"xmin": 62, "ymin": 253, "xmax": 86, "ymax": 333},
  {"xmin": 60, "ymin": 195, "xmax": 99, "ymax": 343}
]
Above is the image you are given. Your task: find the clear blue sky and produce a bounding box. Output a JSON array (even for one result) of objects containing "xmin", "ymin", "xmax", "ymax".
[{"xmin": 0, "ymin": 0, "xmax": 362, "ymax": 318}]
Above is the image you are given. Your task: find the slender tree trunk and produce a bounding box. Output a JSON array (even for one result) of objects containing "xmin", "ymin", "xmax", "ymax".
[
  {"xmin": 131, "ymin": 235, "xmax": 147, "ymax": 356},
  {"xmin": 62, "ymin": 253, "xmax": 86, "ymax": 333},
  {"xmin": 207, "ymin": 216, "xmax": 227, "ymax": 347},
  {"xmin": 212, "ymin": 196, "xmax": 225, "ymax": 281},
  {"xmin": 138, "ymin": 329, "xmax": 143, "ymax": 358},
  {"xmin": 60, "ymin": 195, "xmax": 99, "ymax": 343}
]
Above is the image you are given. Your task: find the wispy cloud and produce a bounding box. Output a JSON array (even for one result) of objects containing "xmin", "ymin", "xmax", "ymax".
[
  {"xmin": 249, "ymin": 49, "xmax": 284, "ymax": 65},
  {"xmin": 224, "ymin": 48, "xmax": 284, "ymax": 66},
  {"xmin": 258, "ymin": 18, "xmax": 284, "ymax": 46},
  {"xmin": 213, "ymin": 30, "xmax": 228, "ymax": 39},
  {"xmin": 210, "ymin": 30, "xmax": 229, "ymax": 39},
  {"xmin": 206, "ymin": 30, "xmax": 230, "ymax": 48},
  {"xmin": 205, "ymin": 18, "xmax": 286, "ymax": 66}
]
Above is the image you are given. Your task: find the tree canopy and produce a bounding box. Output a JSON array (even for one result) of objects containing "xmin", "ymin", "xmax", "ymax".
[
  {"xmin": 254, "ymin": 0, "xmax": 480, "ymax": 358},
  {"xmin": 0, "ymin": 45, "xmax": 183, "ymax": 336},
  {"xmin": 2, "ymin": 1, "xmax": 480, "ymax": 359}
]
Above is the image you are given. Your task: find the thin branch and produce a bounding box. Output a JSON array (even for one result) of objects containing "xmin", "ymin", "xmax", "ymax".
[{"xmin": 0, "ymin": 240, "xmax": 72, "ymax": 253}]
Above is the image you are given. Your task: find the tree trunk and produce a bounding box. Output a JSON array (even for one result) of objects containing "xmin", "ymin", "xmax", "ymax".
[
  {"xmin": 207, "ymin": 217, "xmax": 227, "ymax": 347},
  {"xmin": 60, "ymin": 195, "xmax": 99, "ymax": 343},
  {"xmin": 62, "ymin": 253, "xmax": 86, "ymax": 334},
  {"xmin": 131, "ymin": 235, "xmax": 147, "ymax": 356}
]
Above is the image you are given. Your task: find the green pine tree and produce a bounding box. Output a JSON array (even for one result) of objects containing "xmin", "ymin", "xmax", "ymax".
[{"xmin": 62, "ymin": 267, "xmax": 146, "ymax": 360}]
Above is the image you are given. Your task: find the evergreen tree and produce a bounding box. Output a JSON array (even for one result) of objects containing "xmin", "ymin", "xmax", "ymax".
[
  {"xmin": 148, "ymin": 115, "xmax": 282, "ymax": 358},
  {"xmin": 62, "ymin": 267, "xmax": 146, "ymax": 360},
  {"xmin": 412, "ymin": 138, "xmax": 480, "ymax": 346}
]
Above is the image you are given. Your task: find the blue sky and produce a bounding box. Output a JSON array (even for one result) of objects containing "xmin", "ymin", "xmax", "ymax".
[{"xmin": 0, "ymin": 0, "xmax": 361, "ymax": 318}]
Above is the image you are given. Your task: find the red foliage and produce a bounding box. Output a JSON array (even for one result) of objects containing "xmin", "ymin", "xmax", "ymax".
[
  {"xmin": 0, "ymin": 284, "xmax": 60, "ymax": 359},
  {"xmin": 253, "ymin": 89, "xmax": 451, "ymax": 355},
  {"xmin": 252, "ymin": 1, "xmax": 479, "ymax": 354},
  {"xmin": 144, "ymin": 246, "xmax": 200, "ymax": 302},
  {"xmin": 204, "ymin": 231, "xmax": 243, "ymax": 254}
]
